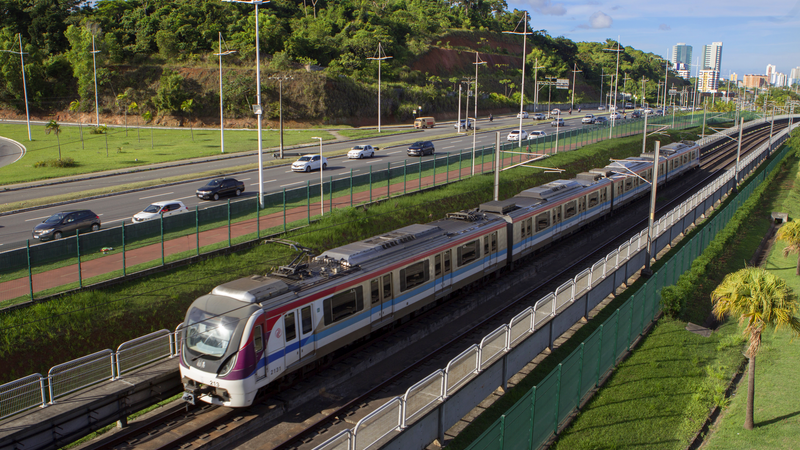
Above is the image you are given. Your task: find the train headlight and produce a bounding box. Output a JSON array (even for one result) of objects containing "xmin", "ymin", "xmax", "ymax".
[{"xmin": 218, "ymin": 353, "xmax": 237, "ymax": 377}]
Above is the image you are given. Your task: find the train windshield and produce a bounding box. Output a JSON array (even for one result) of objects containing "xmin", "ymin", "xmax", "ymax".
[{"xmin": 185, "ymin": 307, "xmax": 240, "ymax": 358}]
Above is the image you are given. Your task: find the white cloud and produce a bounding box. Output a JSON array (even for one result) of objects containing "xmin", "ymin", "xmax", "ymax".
[
  {"xmin": 659, "ymin": 23, "xmax": 671, "ymax": 30},
  {"xmin": 526, "ymin": 0, "xmax": 567, "ymax": 16},
  {"xmin": 578, "ymin": 11, "xmax": 613, "ymax": 28}
]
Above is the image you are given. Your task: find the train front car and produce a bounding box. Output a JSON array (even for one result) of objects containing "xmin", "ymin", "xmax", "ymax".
[{"xmin": 180, "ymin": 277, "xmax": 290, "ymax": 407}]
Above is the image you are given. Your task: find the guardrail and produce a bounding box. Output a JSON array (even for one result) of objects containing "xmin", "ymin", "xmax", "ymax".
[
  {"xmin": 0, "ymin": 112, "xmax": 717, "ymax": 305},
  {"xmin": 311, "ymin": 123, "xmax": 796, "ymax": 450},
  {"xmin": 0, "ymin": 113, "xmax": 782, "ymax": 423}
]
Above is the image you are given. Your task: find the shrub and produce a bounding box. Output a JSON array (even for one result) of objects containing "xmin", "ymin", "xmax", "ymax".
[{"xmin": 34, "ymin": 158, "xmax": 77, "ymax": 168}]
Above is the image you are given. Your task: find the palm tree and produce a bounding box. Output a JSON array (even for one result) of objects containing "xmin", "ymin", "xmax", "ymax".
[
  {"xmin": 45, "ymin": 120, "xmax": 62, "ymax": 160},
  {"xmin": 776, "ymin": 220, "xmax": 800, "ymax": 275},
  {"xmin": 711, "ymin": 267, "xmax": 800, "ymax": 430},
  {"xmin": 181, "ymin": 99, "xmax": 194, "ymax": 141},
  {"xmin": 69, "ymin": 100, "xmax": 84, "ymax": 149}
]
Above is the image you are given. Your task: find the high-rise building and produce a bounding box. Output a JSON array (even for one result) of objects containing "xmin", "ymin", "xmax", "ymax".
[
  {"xmin": 671, "ymin": 43, "xmax": 692, "ymax": 73},
  {"xmin": 699, "ymin": 42, "xmax": 722, "ymax": 93},
  {"xmin": 790, "ymin": 67, "xmax": 800, "ymax": 86},
  {"xmin": 774, "ymin": 73, "xmax": 787, "ymax": 87},
  {"xmin": 674, "ymin": 62, "xmax": 690, "ymax": 80},
  {"xmin": 743, "ymin": 74, "xmax": 769, "ymax": 89}
]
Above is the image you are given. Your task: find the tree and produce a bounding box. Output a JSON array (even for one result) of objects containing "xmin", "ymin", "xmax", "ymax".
[
  {"xmin": 69, "ymin": 100, "xmax": 84, "ymax": 149},
  {"xmin": 711, "ymin": 267, "xmax": 800, "ymax": 430},
  {"xmin": 116, "ymin": 92, "xmax": 130, "ymax": 136},
  {"xmin": 180, "ymin": 98, "xmax": 194, "ymax": 140},
  {"xmin": 129, "ymin": 101, "xmax": 140, "ymax": 143},
  {"xmin": 45, "ymin": 119, "xmax": 62, "ymax": 160},
  {"xmin": 142, "ymin": 110, "xmax": 153, "ymax": 148},
  {"xmin": 64, "ymin": 24, "xmax": 108, "ymax": 104},
  {"xmin": 777, "ymin": 220, "xmax": 800, "ymax": 275}
]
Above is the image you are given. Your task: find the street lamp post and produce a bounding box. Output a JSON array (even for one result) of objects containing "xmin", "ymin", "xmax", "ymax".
[
  {"xmin": 603, "ymin": 37, "xmax": 622, "ymax": 135},
  {"xmin": 472, "ymin": 52, "xmax": 486, "ymax": 175},
  {"xmin": 367, "ymin": 42, "xmax": 392, "ymax": 134},
  {"xmin": 642, "ymin": 140, "xmax": 661, "ymax": 276},
  {"xmin": 312, "ymin": 137, "xmax": 324, "ymax": 216},
  {"xmin": 570, "ymin": 62, "xmax": 582, "ymax": 110},
  {"xmin": 91, "ymin": 35, "xmax": 101, "ymax": 127},
  {"xmin": 224, "ymin": 0, "xmax": 269, "ymax": 208},
  {"xmin": 268, "ymin": 75, "xmax": 293, "ymax": 159},
  {"xmin": 1, "ymin": 34, "xmax": 31, "ymax": 141},
  {"xmin": 504, "ymin": 11, "xmax": 534, "ymax": 148},
  {"xmin": 215, "ymin": 33, "xmax": 236, "ymax": 153}
]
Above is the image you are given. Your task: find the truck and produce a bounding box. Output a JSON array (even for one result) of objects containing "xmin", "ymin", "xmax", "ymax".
[{"xmin": 413, "ymin": 117, "xmax": 436, "ymax": 129}]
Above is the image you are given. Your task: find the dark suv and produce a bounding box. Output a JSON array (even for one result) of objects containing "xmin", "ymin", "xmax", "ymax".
[
  {"xmin": 196, "ymin": 178, "xmax": 245, "ymax": 201},
  {"xmin": 407, "ymin": 141, "xmax": 435, "ymax": 157},
  {"xmin": 32, "ymin": 210, "xmax": 101, "ymax": 241}
]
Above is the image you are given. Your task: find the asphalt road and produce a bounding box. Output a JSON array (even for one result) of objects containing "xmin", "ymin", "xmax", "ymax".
[
  {"xmin": 0, "ymin": 113, "xmax": 603, "ymax": 247},
  {"xmin": 0, "ymin": 137, "xmax": 25, "ymax": 170}
]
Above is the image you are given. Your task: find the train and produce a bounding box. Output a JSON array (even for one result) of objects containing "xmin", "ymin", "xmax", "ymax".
[{"xmin": 179, "ymin": 140, "xmax": 700, "ymax": 407}]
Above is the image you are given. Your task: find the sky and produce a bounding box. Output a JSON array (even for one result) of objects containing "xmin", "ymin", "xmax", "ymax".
[{"xmin": 504, "ymin": 0, "xmax": 800, "ymax": 79}]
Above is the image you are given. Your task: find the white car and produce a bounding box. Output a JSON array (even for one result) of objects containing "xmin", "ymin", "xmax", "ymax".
[
  {"xmin": 598, "ymin": 105, "xmax": 606, "ymax": 111},
  {"xmin": 551, "ymin": 109, "xmax": 561, "ymax": 116},
  {"xmin": 132, "ymin": 200, "xmax": 190, "ymax": 223},
  {"xmin": 581, "ymin": 114, "xmax": 595, "ymax": 124},
  {"xmin": 292, "ymin": 154, "xmax": 328, "ymax": 172},
  {"xmin": 516, "ymin": 111, "xmax": 529, "ymax": 119},
  {"xmin": 610, "ymin": 112, "xmax": 622, "ymax": 120},
  {"xmin": 528, "ymin": 131, "xmax": 547, "ymax": 140},
  {"xmin": 643, "ymin": 108, "xmax": 654, "ymax": 115},
  {"xmin": 507, "ymin": 130, "xmax": 528, "ymax": 141},
  {"xmin": 347, "ymin": 145, "xmax": 375, "ymax": 159}
]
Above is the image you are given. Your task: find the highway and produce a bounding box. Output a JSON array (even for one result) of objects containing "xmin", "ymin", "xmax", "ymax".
[{"xmin": 0, "ymin": 112, "xmax": 601, "ymax": 247}]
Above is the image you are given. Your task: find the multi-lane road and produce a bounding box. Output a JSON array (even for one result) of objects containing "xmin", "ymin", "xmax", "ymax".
[{"xmin": 0, "ymin": 112, "xmax": 600, "ymax": 247}]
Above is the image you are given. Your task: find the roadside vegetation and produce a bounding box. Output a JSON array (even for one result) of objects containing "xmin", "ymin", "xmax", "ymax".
[{"xmin": 0, "ymin": 127, "xmax": 699, "ymax": 384}]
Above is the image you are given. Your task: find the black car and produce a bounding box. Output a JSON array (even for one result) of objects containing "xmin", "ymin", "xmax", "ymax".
[
  {"xmin": 407, "ymin": 141, "xmax": 435, "ymax": 156},
  {"xmin": 32, "ymin": 210, "xmax": 101, "ymax": 241},
  {"xmin": 196, "ymin": 178, "xmax": 245, "ymax": 201},
  {"xmin": 630, "ymin": 111, "xmax": 641, "ymax": 119}
]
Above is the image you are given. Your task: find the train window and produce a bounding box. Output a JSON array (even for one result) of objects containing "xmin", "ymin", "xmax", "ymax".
[
  {"xmin": 616, "ymin": 181, "xmax": 623, "ymax": 196},
  {"xmin": 579, "ymin": 197, "xmax": 586, "ymax": 212},
  {"xmin": 284, "ymin": 312, "xmax": 296, "ymax": 342},
  {"xmin": 458, "ymin": 240, "xmax": 480, "ymax": 266},
  {"xmin": 400, "ymin": 260, "xmax": 430, "ymax": 292},
  {"xmin": 588, "ymin": 192, "xmax": 599, "ymax": 207},
  {"xmin": 491, "ymin": 232, "xmax": 497, "ymax": 252},
  {"xmin": 253, "ymin": 325, "xmax": 263, "ymax": 353},
  {"xmin": 526, "ymin": 218, "xmax": 532, "ymax": 237},
  {"xmin": 484, "ymin": 236, "xmax": 489, "ymax": 256},
  {"xmin": 301, "ymin": 306, "xmax": 312, "ymax": 335},
  {"xmin": 435, "ymin": 254, "xmax": 442, "ymax": 277},
  {"xmin": 564, "ymin": 201, "xmax": 577, "ymax": 218},
  {"xmin": 323, "ymin": 287, "xmax": 364, "ymax": 325},
  {"xmin": 552, "ymin": 206, "xmax": 562, "ymax": 224},
  {"xmin": 383, "ymin": 274, "xmax": 393, "ymax": 300},
  {"xmin": 536, "ymin": 212, "xmax": 550, "ymax": 231},
  {"xmin": 371, "ymin": 279, "xmax": 380, "ymax": 304},
  {"xmin": 443, "ymin": 250, "xmax": 451, "ymax": 274}
]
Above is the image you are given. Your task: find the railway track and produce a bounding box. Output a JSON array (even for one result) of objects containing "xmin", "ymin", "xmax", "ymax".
[{"xmin": 76, "ymin": 120, "xmax": 791, "ymax": 450}]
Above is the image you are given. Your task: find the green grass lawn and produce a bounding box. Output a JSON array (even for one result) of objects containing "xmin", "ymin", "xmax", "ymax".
[
  {"xmin": 701, "ymin": 158, "xmax": 800, "ymax": 450},
  {"xmin": 0, "ymin": 122, "xmax": 337, "ymax": 185}
]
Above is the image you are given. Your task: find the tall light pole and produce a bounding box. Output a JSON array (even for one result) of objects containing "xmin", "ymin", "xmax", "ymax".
[
  {"xmin": 504, "ymin": 11, "xmax": 534, "ymax": 147},
  {"xmin": 640, "ymin": 77, "xmax": 647, "ymax": 109},
  {"xmin": 225, "ymin": 0, "xmax": 269, "ymax": 208},
  {"xmin": 531, "ymin": 58, "xmax": 543, "ymax": 112},
  {"xmin": 312, "ymin": 137, "xmax": 324, "ymax": 216},
  {"xmin": 91, "ymin": 34, "xmax": 101, "ymax": 126},
  {"xmin": 268, "ymin": 75, "xmax": 292, "ymax": 159},
  {"xmin": 367, "ymin": 42, "xmax": 392, "ymax": 134},
  {"xmin": 215, "ymin": 33, "xmax": 236, "ymax": 153},
  {"xmin": 472, "ymin": 52, "xmax": 486, "ymax": 175},
  {"xmin": 642, "ymin": 140, "xmax": 661, "ymax": 276},
  {"xmin": 570, "ymin": 62, "xmax": 582, "ymax": 110},
  {"xmin": 1, "ymin": 34, "xmax": 31, "ymax": 141}
]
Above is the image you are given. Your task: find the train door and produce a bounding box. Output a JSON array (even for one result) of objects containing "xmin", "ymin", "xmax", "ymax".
[
  {"xmin": 371, "ymin": 274, "xmax": 395, "ymax": 324},
  {"xmin": 551, "ymin": 205, "xmax": 563, "ymax": 236},
  {"xmin": 298, "ymin": 305, "xmax": 315, "ymax": 359},
  {"xmin": 435, "ymin": 250, "xmax": 453, "ymax": 295},
  {"xmin": 254, "ymin": 325, "xmax": 266, "ymax": 379},
  {"xmin": 283, "ymin": 312, "xmax": 300, "ymax": 367},
  {"xmin": 483, "ymin": 232, "xmax": 498, "ymax": 270}
]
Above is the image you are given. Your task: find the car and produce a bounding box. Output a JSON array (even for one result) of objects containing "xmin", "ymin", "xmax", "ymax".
[
  {"xmin": 196, "ymin": 178, "xmax": 245, "ymax": 201},
  {"xmin": 581, "ymin": 114, "xmax": 595, "ymax": 124},
  {"xmin": 32, "ymin": 210, "xmax": 101, "ymax": 241},
  {"xmin": 347, "ymin": 145, "xmax": 375, "ymax": 159},
  {"xmin": 597, "ymin": 105, "xmax": 606, "ymax": 111},
  {"xmin": 654, "ymin": 109, "xmax": 664, "ymax": 116},
  {"xmin": 528, "ymin": 131, "xmax": 547, "ymax": 139},
  {"xmin": 630, "ymin": 111, "xmax": 641, "ymax": 119},
  {"xmin": 609, "ymin": 112, "xmax": 621, "ymax": 120},
  {"xmin": 291, "ymin": 154, "xmax": 328, "ymax": 172},
  {"xmin": 407, "ymin": 141, "xmax": 435, "ymax": 156},
  {"xmin": 551, "ymin": 108, "xmax": 561, "ymax": 116},
  {"xmin": 453, "ymin": 119, "xmax": 474, "ymax": 130},
  {"xmin": 132, "ymin": 201, "xmax": 190, "ymax": 223},
  {"xmin": 550, "ymin": 118, "xmax": 565, "ymax": 127},
  {"xmin": 516, "ymin": 111, "xmax": 529, "ymax": 119},
  {"xmin": 643, "ymin": 108, "xmax": 654, "ymax": 115},
  {"xmin": 506, "ymin": 130, "xmax": 528, "ymax": 141},
  {"xmin": 593, "ymin": 116, "xmax": 608, "ymax": 124},
  {"xmin": 625, "ymin": 102, "xmax": 633, "ymax": 109},
  {"xmin": 532, "ymin": 113, "xmax": 546, "ymax": 121}
]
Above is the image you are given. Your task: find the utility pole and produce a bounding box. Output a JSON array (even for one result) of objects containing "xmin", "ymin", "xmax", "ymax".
[
  {"xmin": 366, "ymin": 42, "xmax": 392, "ymax": 133},
  {"xmin": 570, "ymin": 62, "xmax": 582, "ymax": 110}
]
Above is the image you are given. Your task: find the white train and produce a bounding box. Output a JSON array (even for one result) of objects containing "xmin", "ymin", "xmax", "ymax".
[{"xmin": 180, "ymin": 141, "xmax": 699, "ymax": 407}]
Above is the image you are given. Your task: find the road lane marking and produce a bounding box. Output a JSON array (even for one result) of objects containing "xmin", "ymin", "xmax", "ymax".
[
  {"xmin": 175, "ymin": 195, "xmax": 195, "ymax": 200},
  {"xmin": 239, "ymin": 178, "xmax": 251, "ymax": 181},
  {"xmin": 387, "ymin": 151, "xmax": 401, "ymax": 155},
  {"xmin": 25, "ymin": 215, "xmax": 52, "ymax": 222},
  {"xmin": 139, "ymin": 192, "xmax": 174, "ymax": 200},
  {"xmin": 443, "ymin": 145, "xmax": 454, "ymax": 149},
  {"xmin": 280, "ymin": 181, "xmax": 304, "ymax": 187},
  {"xmin": 264, "ymin": 179, "xmax": 276, "ymax": 183},
  {"xmin": 103, "ymin": 218, "xmax": 128, "ymax": 224}
]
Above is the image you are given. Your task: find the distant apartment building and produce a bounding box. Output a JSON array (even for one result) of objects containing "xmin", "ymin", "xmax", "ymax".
[
  {"xmin": 674, "ymin": 62, "xmax": 690, "ymax": 80},
  {"xmin": 743, "ymin": 74, "xmax": 769, "ymax": 89},
  {"xmin": 774, "ymin": 72, "xmax": 787, "ymax": 87},
  {"xmin": 790, "ymin": 67, "xmax": 800, "ymax": 86},
  {"xmin": 766, "ymin": 64, "xmax": 777, "ymax": 78},
  {"xmin": 699, "ymin": 42, "xmax": 723, "ymax": 92},
  {"xmin": 671, "ymin": 43, "xmax": 692, "ymax": 73}
]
